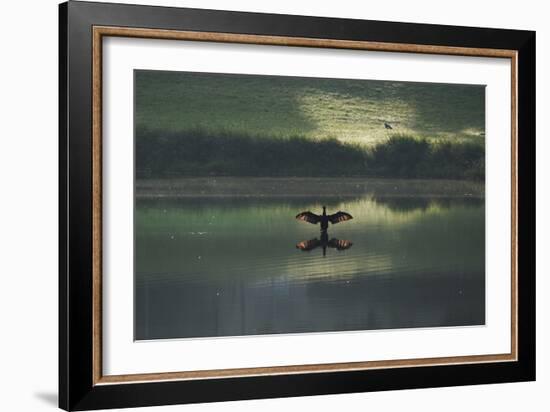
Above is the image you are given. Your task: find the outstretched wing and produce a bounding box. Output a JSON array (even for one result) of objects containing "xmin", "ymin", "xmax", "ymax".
[
  {"xmin": 295, "ymin": 211, "xmax": 320, "ymax": 224},
  {"xmin": 328, "ymin": 238, "xmax": 353, "ymax": 251},
  {"xmin": 328, "ymin": 211, "xmax": 353, "ymax": 224},
  {"xmin": 296, "ymin": 238, "xmax": 321, "ymax": 251}
]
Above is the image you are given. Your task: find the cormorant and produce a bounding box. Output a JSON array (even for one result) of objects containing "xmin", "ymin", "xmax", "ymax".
[
  {"xmin": 296, "ymin": 206, "xmax": 353, "ymax": 231},
  {"xmin": 384, "ymin": 122, "xmax": 393, "ymax": 130}
]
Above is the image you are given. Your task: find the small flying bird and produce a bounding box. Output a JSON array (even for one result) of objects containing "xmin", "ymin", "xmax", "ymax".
[
  {"xmin": 384, "ymin": 122, "xmax": 393, "ymax": 130},
  {"xmin": 296, "ymin": 206, "xmax": 353, "ymax": 231}
]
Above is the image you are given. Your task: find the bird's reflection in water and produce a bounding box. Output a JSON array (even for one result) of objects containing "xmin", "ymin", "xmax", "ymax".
[{"xmin": 296, "ymin": 230, "xmax": 353, "ymax": 257}]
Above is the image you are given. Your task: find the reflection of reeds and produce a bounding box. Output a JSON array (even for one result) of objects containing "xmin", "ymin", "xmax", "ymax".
[
  {"xmin": 135, "ymin": 193, "xmax": 484, "ymax": 238},
  {"xmin": 136, "ymin": 129, "xmax": 485, "ymax": 180},
  {"xmin": 371, "ymin": 195, "xmax": 484, "ymax": 213}
]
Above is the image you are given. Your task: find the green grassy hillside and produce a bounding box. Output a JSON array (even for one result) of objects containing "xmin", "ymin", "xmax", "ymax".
[{"xmin": 135, "ymin": 70, "xmax": 485, "ymax": 146}]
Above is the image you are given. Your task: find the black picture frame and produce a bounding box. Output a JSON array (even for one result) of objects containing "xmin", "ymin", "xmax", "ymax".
[{"xmin": 59, "ymin": 1, "xmax": 536, "ymax": 410}]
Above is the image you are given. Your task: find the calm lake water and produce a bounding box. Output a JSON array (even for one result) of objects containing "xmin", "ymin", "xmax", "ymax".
[{"xmin": 135, "ymin": 180, "xmax": 485, "ymax": 340}]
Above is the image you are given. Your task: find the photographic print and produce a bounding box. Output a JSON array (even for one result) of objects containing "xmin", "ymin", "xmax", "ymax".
[
  {"xmin": 60, "ymin": 5, "xmax": 535, "ymax": 408},
  {"xmin": 134, "ymin": 70, "xmax": 486, "ymax": 340}
]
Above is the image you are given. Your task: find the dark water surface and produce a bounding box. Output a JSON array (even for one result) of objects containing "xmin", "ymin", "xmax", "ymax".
[{"xmin": 135, "ymin": 183, "xmax": 485, "ymax": 340}]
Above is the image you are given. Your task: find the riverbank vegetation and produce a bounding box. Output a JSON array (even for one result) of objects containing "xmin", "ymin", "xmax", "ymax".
[{"xmin": 136, "ymin": 129, "xmax": 484, "ymax": 180}]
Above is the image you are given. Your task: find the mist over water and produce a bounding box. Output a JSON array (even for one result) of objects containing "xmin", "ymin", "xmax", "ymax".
[{"xmin": 135, "ymin": 182, "xmax": 485, "ymax": 340}]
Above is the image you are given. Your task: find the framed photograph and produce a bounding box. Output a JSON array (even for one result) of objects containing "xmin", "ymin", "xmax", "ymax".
[{"xmin": 59, "ymin": 1, "xmax": 535, "ymax": 410}]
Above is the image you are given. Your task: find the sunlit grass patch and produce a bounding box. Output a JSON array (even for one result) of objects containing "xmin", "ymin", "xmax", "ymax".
[{"xmin": 135, "ymin": 70, "xmax": 486, "ymax": 147}]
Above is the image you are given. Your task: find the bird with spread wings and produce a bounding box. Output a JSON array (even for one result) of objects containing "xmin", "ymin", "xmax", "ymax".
[{"xmin": 295, "ymin": 206, "xmax": 353, "ymax": 231}]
